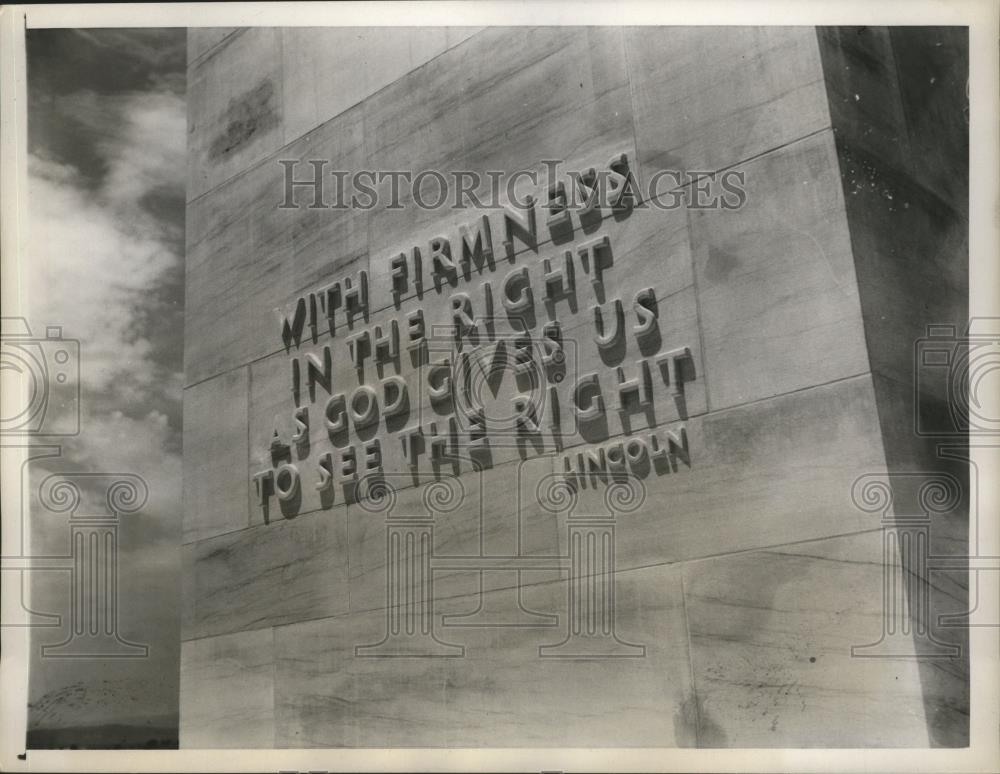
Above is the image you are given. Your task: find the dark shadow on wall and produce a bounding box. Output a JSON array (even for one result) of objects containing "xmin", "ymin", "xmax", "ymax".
[{"xmin": 817, "ymin": 25, "xmax": 970, "ymax": 747}]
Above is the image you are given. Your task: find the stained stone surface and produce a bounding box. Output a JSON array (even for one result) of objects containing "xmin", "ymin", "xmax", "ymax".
[
  {"xmin": 273, "ymin": 562, "xmax": 693, "ymax": 748},
  {"xmin": 687, "ymin": 130, "xmax": 869, "ymax": 410},
  {"xmin": 179, "ymin": 627, "xmax": 275, "ymax": 748},
  {"xmin": 625, "ymin": 26, "xmax": 831, "ymax": 180},
  {"xmin": 187, "ymin": 28, "xmax": 285, "ymax": 201},
  {"xmin": 182, "ymin": 366, "xmax": 249, "ymax": 543},
  {"xmin": 682, "ymin": 529, "xmax": 949, "ymax": 747},
  {"xmin": 182, "ymin": 26, "xmax": 969, "ymax": 748}
]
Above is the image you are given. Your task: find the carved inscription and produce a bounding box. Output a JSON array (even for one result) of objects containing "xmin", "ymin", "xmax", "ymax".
[{"xmin": 253, "ymin": 153, "xmax": 695, "ymax": 516}]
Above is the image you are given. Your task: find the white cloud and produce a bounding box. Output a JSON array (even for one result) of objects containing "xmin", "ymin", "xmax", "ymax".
[
  {"xmin": 27, "ymin": 83, "xmax": 185, "ymax": 519},
  {"xmin": 100, "ymin": 92, "xmax": 186, "ymax": 203},
  {"xmin": 26, "ymin": 86, "xmax": 185, "ymax": 725},
  {"xmin": 28, "ymin": 91, "xmax": 185, "ymax": 399}
]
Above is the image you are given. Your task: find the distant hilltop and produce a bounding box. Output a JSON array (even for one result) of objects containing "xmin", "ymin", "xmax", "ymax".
[{"xmin": 28, "ymin": 723, "xmax": 177, "ymax": 750}]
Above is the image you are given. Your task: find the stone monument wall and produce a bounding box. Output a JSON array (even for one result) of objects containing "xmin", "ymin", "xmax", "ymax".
[{"xmin": 181, "ymin": 27, "xmax": 968, "ymax": 747}]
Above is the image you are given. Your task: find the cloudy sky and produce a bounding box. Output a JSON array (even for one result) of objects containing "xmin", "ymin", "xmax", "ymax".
[{"xmin": 24, "ymin": 28, "xmax": 186, "ymax": 740}]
